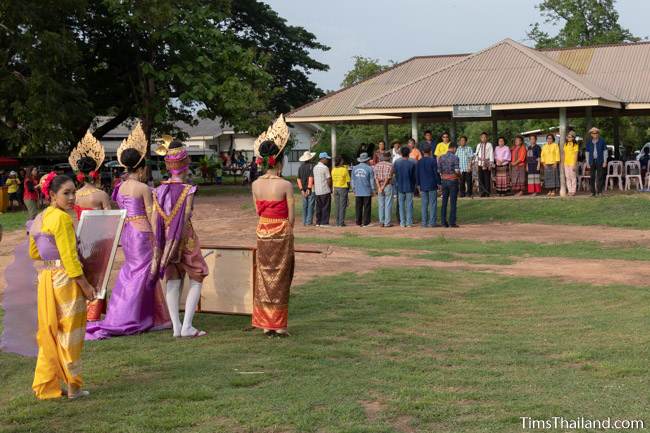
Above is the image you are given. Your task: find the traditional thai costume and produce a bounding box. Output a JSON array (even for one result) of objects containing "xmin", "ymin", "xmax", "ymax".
[
  {"xmin": 86, "ymin": 124, "xmax": 171, "ymax": 339},
  {"xmin": 251, "ymin": 115, "xmax": 294, "ymax": 332},
  {"xmin": 152, "ymin": 138, "xmax": 208, "ymax": 337},
  {"xmin": 69, "ymin": 131, "xmax": 108, "ymax": 321},
  {"xmin": 526, "ymin": 144, "xmax": 542, "ymax": 194},
  {"xmin": 511, "ymin": 144, "xmax": 527, "ymax": 193},
  {"xmin": 29, "ymin": 205, "xmax": 87, "ymax": 399}
]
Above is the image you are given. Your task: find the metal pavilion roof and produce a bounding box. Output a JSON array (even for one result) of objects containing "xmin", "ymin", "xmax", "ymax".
[{"xmin": 286, "ymin": 38, "xmax": 650, "ymax": 123}]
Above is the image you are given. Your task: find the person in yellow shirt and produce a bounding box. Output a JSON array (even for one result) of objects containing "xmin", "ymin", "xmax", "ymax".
[
  {"xmin": 434, "ymin": 131, "xmax": 451, "ymax": 159},
  {"xmin": 563, "ymin": 131, "xmax": 580, "ymax": 196},
  {"xmin": 540, "ymin": 133, "xmax": 561, "ymax": 196},
  {"xmin": 331, "ymin": 156, "xmax": 350, "ymax": 226},
  {"xmin": 5, "ymin": 170, "xmax": 21, "ymax": 211},
  {"xmin": 29, "ymin": 174, "xmax": 96, "ymax": 399}
]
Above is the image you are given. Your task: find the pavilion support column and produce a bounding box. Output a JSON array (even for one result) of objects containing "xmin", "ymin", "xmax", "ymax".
[
  {"xmin": 585, "ymin": 106, "xmax": 593, "ymax": 136},
  {"xmin": 491, "ymin": 118, "xmax": 498, "ymax": 142},
  {"xmin": 331, "ymin": 124, "xmax": 337, "ymax": 164},
  {"xmin": 559, "ymin": 108, "xmax": 568, "ymax": 197},
  {"xmin": 450, "ymin": 118, "xmax": 457, "ymax": 143},
  {"xmin": 613, "ymin": 115, "xmax": 620, "ymax": 159},
  {"xmin": 411, "ymin": 113, "xmax": 418, "ymax": 142},
  {"xmin": 383, "ymin": 120, "xmax": 389, "ymax": 145}
]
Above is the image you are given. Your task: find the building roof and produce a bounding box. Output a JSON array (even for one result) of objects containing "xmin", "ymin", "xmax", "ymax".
[
  {"xmin": 287, "ymin": 38, "xmax": 650, "ymax": 122},
  {"xmin": 359, "ymin": 39, "xmax": 622, "ymax": 112},
  {"xmin": 97, "ymin": 117, "xmax": 226, "ymax": 139},
  {"xmin": 286, "ymin": 54, "xmax": 466, "ymax": 122}
]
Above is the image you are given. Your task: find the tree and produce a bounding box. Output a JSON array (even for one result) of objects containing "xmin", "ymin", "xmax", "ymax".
[
  {"xmin": 223, "ymin": 0, "xmax": 330, "ymax": 114},
  {"xmin": 0, "ymin": 0, "xmax": 329, "ymax": 156},
  {"xmin": 527, "ymin": 0, "xmax": 640, "ymax": 48},
  {"xmin": 341, "ymin": 56, "xmax": 393, "ymax": 88}
]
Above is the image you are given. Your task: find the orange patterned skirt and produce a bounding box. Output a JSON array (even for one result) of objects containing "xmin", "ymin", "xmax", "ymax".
[{"xmin": 252, "ymin": 217, "xmax": 294, "ymax": 330}]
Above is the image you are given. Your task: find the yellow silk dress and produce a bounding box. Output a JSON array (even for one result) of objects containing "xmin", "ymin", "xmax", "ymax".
[{"xmin": 29, "ymin": 206, "xmax": 87, "ymax": 399}]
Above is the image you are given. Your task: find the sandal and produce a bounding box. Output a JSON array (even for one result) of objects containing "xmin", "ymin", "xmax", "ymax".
[
  {"xmin": 181, "ymin": 330, "xmax": 207, "ymax": 338},
  {"xmin": 68, "ymin": 390, "xmax": 90, "ymax": 400},
  {"xmin": 263, "ymin": 330, "xmax": 276, "ymax": 337}
]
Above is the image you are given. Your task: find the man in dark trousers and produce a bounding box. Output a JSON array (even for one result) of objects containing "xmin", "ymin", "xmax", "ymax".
[{"xmin": 438, "ymin": 142, "xmax": 461, "ymax": 228}]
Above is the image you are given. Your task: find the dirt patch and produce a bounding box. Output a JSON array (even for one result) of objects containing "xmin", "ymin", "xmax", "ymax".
[
  {"xmin": 2, "ymin": 193, "xmax": 650, "ymax": 296},
  {"xmin": 360, "ymin": 400, "xmax": 386, "ymax": 422}
]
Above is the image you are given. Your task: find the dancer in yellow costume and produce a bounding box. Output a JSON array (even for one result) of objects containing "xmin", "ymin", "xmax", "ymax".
[{"xmin": 29, "ymin": 173, "xmax": 96, "ymax": 399}]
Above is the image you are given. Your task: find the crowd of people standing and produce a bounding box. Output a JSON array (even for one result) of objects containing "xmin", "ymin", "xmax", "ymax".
[{"xmin": 295, "ymin": 126, "xmax": 622, "ymax": 229}]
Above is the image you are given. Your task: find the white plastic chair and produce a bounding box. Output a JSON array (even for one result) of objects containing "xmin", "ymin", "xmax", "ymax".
[
  {"xmin": 578, "ymin": 162, "xmax": 591, "ymax": 191},
  {"xmin": 605, "ymin": 161, "xmax": 623, "ymax": 191},
  {"xmin": 624, "ymin": 160, "xmax": 643, "ymax": 191}
]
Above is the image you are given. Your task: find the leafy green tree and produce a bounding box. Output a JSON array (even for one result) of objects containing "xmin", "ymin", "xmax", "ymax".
[
  {"xmin": 0, "ymin": 0, "xmax": 328, "ymax": 156},
  {"xmin": 528, "ymin": 0, "xmax": 640, "ymax": 48},
  {"xmin": 223, "ymin": 0, "xmax": 330, "ymax": 114},
  {"xmin": 340, "ymin": 56, "xmax": 394, "ymax": 88}
]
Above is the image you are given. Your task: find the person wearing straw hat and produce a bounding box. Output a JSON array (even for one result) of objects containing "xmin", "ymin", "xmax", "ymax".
[
  {"xmin": 586, "ymin": 127, "xmax": 607, "ymax": 196},
  {"xmin": 296, "ymin": 150, "xmax": 316, "ymax": 226},
  {"xmin": 313, "ymin": 152, "xmax": 332, "ymax": 226},
  {"xmin": 563, "ymin": 130, "xmax": 580, "ymax": 196},
  {"xmin": 351, "ymin": 152, "xmax": 375, "ymax": 227}
]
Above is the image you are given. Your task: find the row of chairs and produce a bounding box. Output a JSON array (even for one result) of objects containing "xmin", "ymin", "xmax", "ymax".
[{"xmin": 577, "ymin": 160, "xmax": 647, "ymax": 191}]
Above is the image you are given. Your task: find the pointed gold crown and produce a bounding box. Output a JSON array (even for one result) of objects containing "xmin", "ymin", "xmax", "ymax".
[
  {"xmin": 153, "ymin": 134, "xmax": 175, "ymax": 156},
  {"xmin": 69, "ymin": 131, "xmax": 105, "ymax": 171},
  {"xmin": 117, "ymin": 122, "xmax": 148, "ymax": 168},
  {"xmin": 254, "ymin": 114, "xmax": 290, "ymax": 157}
]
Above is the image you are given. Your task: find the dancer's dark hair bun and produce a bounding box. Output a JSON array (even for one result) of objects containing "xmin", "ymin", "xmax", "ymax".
[
  {"xmin": 77, "ymin": 157, "xmax": 97, "ymax": 174},
  {"xmin": 258, "ymin": 140, "xmax": 279, "ymax": 157},
  {"xmin": 121, "ymin": 148, "xmax": 146, "ymax": 170},
  {"xmin": 169, "ymin": 140, "xmax": 184, "ymax": 149}
]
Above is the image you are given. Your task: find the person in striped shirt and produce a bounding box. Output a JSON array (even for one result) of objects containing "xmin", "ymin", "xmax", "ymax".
[{"xmin": 455, "ymin": 135, "xmax": 474, "ymax": 197}]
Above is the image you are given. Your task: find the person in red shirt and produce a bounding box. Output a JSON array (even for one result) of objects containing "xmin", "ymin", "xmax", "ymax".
[
  {"xmin": 23, "ymin": 166, "xmax": 40, "ymax": 220},
  {"xmin": 511, "ymin": 135, "xmax": 527, "ymax": 196}
]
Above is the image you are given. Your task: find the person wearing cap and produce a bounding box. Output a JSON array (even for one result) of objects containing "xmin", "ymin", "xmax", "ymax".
[
  {"xmin": 313, "ymin": 152, "xmax": 332, "ymax": 226},
  {"xmin": 351, "ymin": 152, "xmax": 375, "ymax": 227},
  {"xmin": 331, "ymin": 155, "xmax": 351, "ymax": 226},
  {"xmin": 296, "ymin": 151, "xmax": 316, "ymax": 225},
  {"xmin": 5, "ymin": 170, "xmax": 21, "ymax": 211},
  {"xmin": 563, "ymin": 131, "xmax": 580, "ymax": 196},
  {"xmin": 586, "ymin": 127, "xmax": 607, "ymax": 196},
  {"xmin": 438, "ymin": 142, "xmax": 461, "ymax": 228},
  {"xmin": 416, "ymin": 143, "xmax": 440, "ymax": 227},
  {"xmin": 374, "ymin": 151, "xmax": 394, "ymax": 227}
]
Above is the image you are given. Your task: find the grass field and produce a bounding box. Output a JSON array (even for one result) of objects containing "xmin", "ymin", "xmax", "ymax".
[
  {"xmin": 1, "ymin": 268, "xmax": 649, "ymax": 433},
  {"xmin": 295, "ymin": 192, "xmax": 650, "ymax": 229}
]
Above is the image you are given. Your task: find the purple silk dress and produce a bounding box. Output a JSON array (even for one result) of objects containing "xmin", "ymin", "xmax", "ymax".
[{"xmin": 85, "ymin": 192, "xmax": 170, "ymax": 340}]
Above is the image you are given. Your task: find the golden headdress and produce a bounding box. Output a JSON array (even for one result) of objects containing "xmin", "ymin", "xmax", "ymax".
[
  {"xmin": 69, "ymin": 131, "xmax": 105, "ymax": 172},
  {"xmin": 254, "ymin": 114, "xmax": 290, "ymax": 157},
  {"xmin": 117, "ymin": 122, "xmax": 148, "ymax": 168}
]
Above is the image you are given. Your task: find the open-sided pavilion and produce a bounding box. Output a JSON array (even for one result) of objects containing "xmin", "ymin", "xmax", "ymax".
[{"xmin": 286, "ymin": 38, "xmax": 650, "ymax": 195}]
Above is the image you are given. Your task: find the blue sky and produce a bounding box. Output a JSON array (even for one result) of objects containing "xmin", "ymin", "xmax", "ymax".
[{"xmin": 263, "ymin": 0, "xmax": 649, "ymax": 92}]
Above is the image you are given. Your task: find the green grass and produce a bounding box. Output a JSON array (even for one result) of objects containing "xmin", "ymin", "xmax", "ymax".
[
  {"xmin": 0, "ymin": 210, "xmax": 28, "ymax": 232},
  {"xmin": 2, "ymin": 268, "xmax": 649, "ymax": 432},
  {"xmin": 299, "ymin": 233, "xmax": 650, "ymax": 264},
  {"xmin": 296, "ymin": 192, "xmax": 650, "ymax": 229}
]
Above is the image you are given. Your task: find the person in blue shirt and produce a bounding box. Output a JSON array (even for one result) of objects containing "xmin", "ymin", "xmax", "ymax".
[
  {"xmin": 351, "ymin": 152, "xmax": 375, "ymax": 226},
  {"xmin": 393, "ymin": 146, "xmax": 416, "ymax": 227},
  {"xmin": 585, "ymin": 127, "xmax": 608, "ymax": 196},
  {"xmin": 416, "ymin": 144, "xmax": 440, "ymax": 227},
  {"xmin": 438, "ymin": 143, "xmax": 461, "ymax": 228}
]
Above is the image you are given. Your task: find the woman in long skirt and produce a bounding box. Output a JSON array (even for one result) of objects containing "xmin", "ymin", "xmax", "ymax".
[
  {"xmin": 494, "ymin": 136, "xmax": 511, "ymax": 196},
  {"xmin": 511, "ymin": 135, "xmax": 527, "ymax": 196},
  {"xmin": 86, "ymin": 127, "xmax": 171, "ymax": 339},
  {"xmin": 541, "ymin": 133, "xmax": 561, "ymax": 196},
  {"xmin": 526, "ymin": 134, "xmax": 542, "ymax": 195},
  {"xmin": 29, "ymin": 174, "xmax": 96, "ymax": 399},
  {"xmin": 251, "ymin": 115, "xmax": 294, "ymax": 337}
]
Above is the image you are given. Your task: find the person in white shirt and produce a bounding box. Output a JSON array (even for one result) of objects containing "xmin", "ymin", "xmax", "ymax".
[
  {"xmin": 312, "ymin": 152, "xmax": 332, "ymax": 226},
  {"xmin": 475, "ymin": 132, "xmax": 494, "ymax": 197}
]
